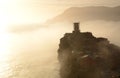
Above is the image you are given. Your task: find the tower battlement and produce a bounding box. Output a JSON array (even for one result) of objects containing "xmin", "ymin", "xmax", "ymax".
[{"xmin": 73, "ymin": 22, "xmax": 80, "ymax": 33}]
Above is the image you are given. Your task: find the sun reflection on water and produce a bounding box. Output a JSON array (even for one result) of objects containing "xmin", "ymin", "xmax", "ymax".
[{"xmin": 0, "ymin": 30, "xmax": 13, "ymax": 78}]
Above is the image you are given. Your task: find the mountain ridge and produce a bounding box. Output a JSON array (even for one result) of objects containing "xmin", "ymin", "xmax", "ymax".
[{"xmin": 46, "ymin": 6, "xmax": 120, "ymax": 24}]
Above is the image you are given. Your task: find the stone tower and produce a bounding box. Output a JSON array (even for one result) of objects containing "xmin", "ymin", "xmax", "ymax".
[{"xmin": 73, "ymin": 22, "xmax": 80, "ymax": 33}]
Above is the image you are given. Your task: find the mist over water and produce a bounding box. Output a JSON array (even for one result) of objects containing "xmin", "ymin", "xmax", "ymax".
[
  {"xmin": 0, "ymin": 20, "xmax": 120, "ymax": 78},
  {"xmin": 1, "ymin": 25, "xmax": 72, "ymax": 78},
  {"xmin": 81, "ymin": 21, "xmax": 120, "ymax": 45}
]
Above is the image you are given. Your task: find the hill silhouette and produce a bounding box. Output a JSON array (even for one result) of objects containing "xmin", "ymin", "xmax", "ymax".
[{"xmin": 46, "ymin": 6, "xmax": 120, "ymax": 24}]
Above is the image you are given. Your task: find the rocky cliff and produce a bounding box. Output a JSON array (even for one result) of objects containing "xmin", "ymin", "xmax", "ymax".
[{"xmin": 58, "ymin": 23, "xmax": 120, "ymax": 78}]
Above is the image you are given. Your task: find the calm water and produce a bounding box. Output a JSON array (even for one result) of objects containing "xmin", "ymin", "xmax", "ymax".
[
  {"xmin": 0, "ymin": 52, "xmax": 59, "ymax": 78},
  {"xmin": 0, "ymin": 32, "xmax": 60, "ymax": 78}
]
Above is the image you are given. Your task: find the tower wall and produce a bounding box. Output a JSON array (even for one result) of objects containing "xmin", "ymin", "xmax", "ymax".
[{"xmin": 73, "ymin": 22, "xmax": 80, "ymax": 33}]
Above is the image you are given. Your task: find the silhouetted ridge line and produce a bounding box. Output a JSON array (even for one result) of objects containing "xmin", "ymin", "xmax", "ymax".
[{"xmin": 47, "ymin": 6, "xmax": 120, "ymax": 24}]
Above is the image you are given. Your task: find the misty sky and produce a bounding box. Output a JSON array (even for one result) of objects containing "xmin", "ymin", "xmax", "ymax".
[
  {"xmin": 4, "ymin": 0, "xmax": 120, "ymax": 6},
  {"xmin": 1, "ymin": 0, "xmax": 120, "ymax": 27}
]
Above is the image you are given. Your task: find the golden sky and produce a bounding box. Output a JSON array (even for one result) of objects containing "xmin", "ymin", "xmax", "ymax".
[{"xmin": 0, "ymin": 0, "xmax": 120, "ymax": 28}]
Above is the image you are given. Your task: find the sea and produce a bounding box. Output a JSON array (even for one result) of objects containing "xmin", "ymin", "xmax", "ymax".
[{"xmin": 0, "ymin": 30, "xmax": 60, "ymax": 78}]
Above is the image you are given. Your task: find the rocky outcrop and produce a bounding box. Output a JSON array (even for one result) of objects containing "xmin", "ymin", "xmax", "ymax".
[{"xmin": 58, "ymin": 23, "xmax": 120, "ymax": 78}]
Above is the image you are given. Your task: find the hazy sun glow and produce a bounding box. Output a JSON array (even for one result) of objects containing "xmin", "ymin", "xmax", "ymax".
[
  {"xmin": 0, "ymin": 3, "xmax": 11, "ymax": 60},
  {"xmin": 0, "ymin": 28, "xmax": 11, "ymax": 59},
  {"xmin": 1, "ymin": 0, "xmax": 41, "ymax": 27}
]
